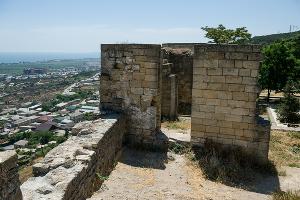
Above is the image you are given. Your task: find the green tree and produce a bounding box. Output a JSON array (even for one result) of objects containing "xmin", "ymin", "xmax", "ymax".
[
  {"xmin": 276, "ymin": 81, "xmax": 300, "ymax": 124},
  {"xmin": 201, "ymin": 24, "xmax": 251, "ymax": 44},
  {"xmin": 259, "ymin": 41, "xmax": 298, "ymax": 101},
  {"xmin": 286, "ymin": 34, "xmax": 300, "ymax": 90},
  {"xmin": 286, "ymin": 34, "xmax": 300, "ymax": 59},
  {"xmin": 83, "ymin": 112, "xmax": 96, "ymax": 121}
]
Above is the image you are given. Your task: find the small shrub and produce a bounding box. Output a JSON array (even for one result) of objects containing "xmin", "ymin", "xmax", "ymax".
[
  {"xmin": 169, "ymin": 142, "xmax": 190, "ymax": 155},
  {"xmin": 55, "ymin": 136, "xmax": 67, "ymax": 144},
  {"xmin": 278, "ymin": 170, "xmax": 287, "ymax": 176},
  {"xmin": 272, "ymin": 190, "xmax": 300, "ymax": 200},
  {"xmin": 83, "ymin": 112, "xmax": 98, "ymax": 121},
  {"xmin": 288, "ymin": 132, "xmax": 300, "ymax": 139},
  {"xmin": 291, "ymin": 145, "xmax": 300, "ymax": 154},
  {"xmin": 96, "ymin": 173, "xmax": 108, "ymax": 181},
  {"xmin": 277, "ymin": 81, "xmax": 300, "ymax": 124},
  {"xmin": 35, "ymin": 150, "xmax": 44, "ymax": 158}
]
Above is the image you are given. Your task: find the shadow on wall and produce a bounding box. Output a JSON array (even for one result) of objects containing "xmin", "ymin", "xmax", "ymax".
[{"xmin": 120, "ymin": 147, "xmax": 167, "ymax": 170}]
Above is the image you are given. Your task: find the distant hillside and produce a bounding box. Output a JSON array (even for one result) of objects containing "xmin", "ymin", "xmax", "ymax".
[{"xmin": 250, "ymin": 31, "xmax": 300, "ymax": 45}]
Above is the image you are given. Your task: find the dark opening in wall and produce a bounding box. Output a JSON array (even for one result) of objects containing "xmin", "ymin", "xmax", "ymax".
[{"xmin": 161, "ymin": 47, "xmax": 193, "ymax": 116}]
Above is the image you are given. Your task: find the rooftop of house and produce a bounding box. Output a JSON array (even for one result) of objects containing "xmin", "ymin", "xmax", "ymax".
[
  {"xmin": 35, "ymin": 122, "xmax": 58, "ymax": 132},
  {"xmin": 37, "ymin": 115, "xmax": 53, "ymax": 122}
]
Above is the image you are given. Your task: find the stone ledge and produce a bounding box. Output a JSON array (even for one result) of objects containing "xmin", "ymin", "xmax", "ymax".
[
  {"xmin": 101, "ymin": 44, "xmax": 161, "ymax": 51},
  {"xmin": 194, "ymin": 43, "xmax": 262, "ymax": 54},
  {"xmin": 0, "ymin": 150, "xmax": 17, "ymax": 164},
  {"xmin": 21, "ymin": 114, "xmax": 126, "ymax": 200}
]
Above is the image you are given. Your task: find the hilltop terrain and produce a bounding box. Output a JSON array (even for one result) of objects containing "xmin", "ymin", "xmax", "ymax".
[{"xmin": 251, "ymin": 31, "xmax": 300, "ymax": 45}]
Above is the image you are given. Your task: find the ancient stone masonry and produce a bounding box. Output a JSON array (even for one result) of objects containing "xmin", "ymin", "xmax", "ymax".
[
  {"xmin": 191, "ymin": 44, "xmax": 270, "ymax": 162},
  {"xmin": 21, "ymin": 114, "xmax": 125, "ymax": 200},
  {"xmin": 0, "ymin": 151, "xmax": 22, "ymax": 200},
  {"xmin": 100, "ymin": 44, "xmax": 167, "ymax": 149},
  {"xmin": 161, "ymin": 63, "xmax": 178, "ymax": 120},
  {"xmin": 162, "ymin": 43, "xmax": 202, "ymax": 53},
  {"xmin": 162, "ymin": 47, "xmax": 193, "ymax": 115},
  {"xmin": 0, "ymin": 43, "xmax": 273, "ymax": 200}
]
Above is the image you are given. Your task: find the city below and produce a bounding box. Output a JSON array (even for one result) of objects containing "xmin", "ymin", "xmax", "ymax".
[{"xmin": 0, "ymin": 58, "xmax": 100, "ymax": 173}]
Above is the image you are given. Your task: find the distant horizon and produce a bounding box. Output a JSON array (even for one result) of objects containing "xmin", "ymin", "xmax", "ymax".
[
  {"xmin": 0, "ymin": 52, "xmax": 99, "ymax": 64},
  {"xmin": 0, "ymin": 51, "xmax": 99, "ymax": 54}
]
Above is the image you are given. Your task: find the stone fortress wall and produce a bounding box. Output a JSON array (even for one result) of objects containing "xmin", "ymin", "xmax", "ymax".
[
  {"xmin": 100, "ymin": 43, "xmax": 270, "ymax": 161},
  {"xmin": 0, "ymin": 43, "xmax": 271, "ymax": 200},
  {"xmin": 162, "ymin": 43, "xmax": 201, "ymax": 53},
  {"xmin": 191, "ymin": 44, "xmax": 270, "ymax": 161},
  {"xmin": 100, "ymin": 44, "xmax": 167, "ymax": 149}
]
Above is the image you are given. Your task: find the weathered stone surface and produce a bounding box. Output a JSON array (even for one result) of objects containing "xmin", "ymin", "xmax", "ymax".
[
  {"xmin": 101, "ymin": 44, "xmax": 165, "ymax": 149},
  {"xmin": 0, "ymin": 151, "xmax": 22, "ymax": 200},
  {"xmin": 191, "ymin": 43, "xmax": 270, "ymax": 163},
  {"xmin": 21, "ymin": 114, "xmax": 126, "ymax": 200}
]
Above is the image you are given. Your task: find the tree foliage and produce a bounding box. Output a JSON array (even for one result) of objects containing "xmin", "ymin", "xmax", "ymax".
[
  {"xmin": 41, "ymin": 90, "xmax": 93, "ymax": 111},
  {"xmin": 259, "ymin": 41, "xmax": 297, "ymax": 91},
  {"xmin": 201, "ymin": 24, "xmax": 251, "ymax": 44},
  {"xmin": 276, "ymin": 81, "xmax": 300, "ymax": 124},
  {"xmin": 8, "ymin": 131, "xmax": 67, "ymax": 146},
  {"xmin": 258, "ymin": 35, "xmax": 300, "ymax": 100},
  {"xmin": 83, "ymin": 112, "xmax": 98, "ymax": 121},
  {"xmin": 250, "ymin": 30, "xmax": 300, "ymax": 45}
]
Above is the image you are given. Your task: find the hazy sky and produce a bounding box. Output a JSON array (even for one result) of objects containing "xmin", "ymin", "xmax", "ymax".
[{"xmin": 0, "ymin": 0, "xmax": 299, "ymax": 52}]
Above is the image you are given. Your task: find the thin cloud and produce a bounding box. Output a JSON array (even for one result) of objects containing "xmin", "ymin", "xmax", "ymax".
[{"xmin": 0, "ymin": 25, "xmax": 207, "ymax": 52}]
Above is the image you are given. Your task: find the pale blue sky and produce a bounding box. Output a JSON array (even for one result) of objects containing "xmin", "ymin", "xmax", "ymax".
[{"xmin": 0, "ymin": 0, "xmax": 299, "ymax": 52}]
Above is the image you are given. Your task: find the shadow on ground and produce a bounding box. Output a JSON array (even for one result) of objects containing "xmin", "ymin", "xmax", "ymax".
[
  {"xmin": 120, "ymin": 147, "xmax": 168, "ymax": 170},
  {"xmin": 117, "ymin": 141, "xmax": 281, "ymax": 196},
  {"xmin": 191, "ymin": 145, "xmax": 280, "ymax": 195}
]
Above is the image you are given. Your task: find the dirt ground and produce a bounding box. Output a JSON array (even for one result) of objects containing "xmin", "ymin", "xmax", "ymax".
[
  {"xmin": 88, "ymin": 123, "xmax": 300, "ymax": 200},
  {"xmin": 88, "ymin": 147, "xmax": 300, "ymax": 200}
]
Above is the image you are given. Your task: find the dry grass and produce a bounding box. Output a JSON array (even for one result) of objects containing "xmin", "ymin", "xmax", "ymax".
[
  {"xmin": 185, "ymin": 130, "xmax": 300, "ymax": 187},
  {"xmin": 272, "ymin": 190, "xmax": 300, "ymax": 200},
  {"xmin": 260, "ymin": 90, "xmax": 300, "ymax": 98},
  {"xmin": 269, "ymin": 131, "xmax": 300, "ymax": 168},
  {"xmin": 185, "ymin": 141, "xmax": 277, "ymax": 189},
  {"xmin": 19, "ymin": 157, "xmax": 44, "ymax": 183},
  {"xmin": 161, "ymin": 117, "xmax": 191, "ymax": 131},
  {"xmin": 19, "ymin": 165, "xmax": 33, "ymax": 184}
]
